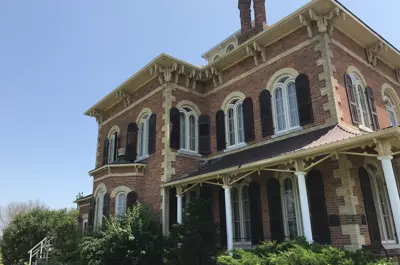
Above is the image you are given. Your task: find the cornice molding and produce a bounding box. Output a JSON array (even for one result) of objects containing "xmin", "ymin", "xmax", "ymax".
[
  {"xmin": 89, "ymin": 109, "xmax": 104, "ymax": 124},
  {"xmin": 203, "ymin": 66, "xmax": 223, "ymax": 88},
  {"xmin": 246, "ymin": 41, "xmax": 266, "ymax": 66},
  {"xmin": 115, "ymin": 91, "xmax": 132, "ymax": 108},
  {"xmin": 299, "ymin": 7, "xmax": 344, "ymax": 38},
  {"xmin": 366, "ymin": 42, "xmax": 388, "ymax": 67}
]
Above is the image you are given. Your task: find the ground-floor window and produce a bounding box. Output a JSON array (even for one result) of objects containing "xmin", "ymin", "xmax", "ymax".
[
  {"xmin": 281, "ymin": 175, "xmax": 302, "ymax": 240},
  {"xmin": 94, "ymin": 190, "xmax": 105, "ymax": 229},
  {"xmin": 232, "ymin": 182, "xmax": 251, "ymax": 246}
]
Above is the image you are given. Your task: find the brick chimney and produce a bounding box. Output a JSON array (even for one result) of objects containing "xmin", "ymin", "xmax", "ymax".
[{"xmin": 238, "ymin": 0, "xmax": 267, "ymax": 44}]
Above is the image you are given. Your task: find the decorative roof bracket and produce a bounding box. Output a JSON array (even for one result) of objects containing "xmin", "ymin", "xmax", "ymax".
[
  {"xmin": 300, "ymin": 7, "xmax": 344, "ymax": 38},
  {"xmin": 246, "ymin": 42, "xmax": 266, "ymax": 66},
  {"xmin": 115, "ymin": 91, "xmax": 132, "ymax": 108},
  {"xmin": 205, "ymin": 66, "xmax": 223, "ymax": 88},
  {"xmin": 366, "ymin": 42, "xmax": 387, "ymax": 66},
  {"xmin": 89, "ymin": 109, "xmax": 104, "ymax": 124}
]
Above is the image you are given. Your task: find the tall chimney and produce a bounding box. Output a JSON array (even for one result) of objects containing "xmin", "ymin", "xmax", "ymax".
[
  {"xmin": 238, "ymin": 0, "xmax": 252, "ymax": 44},
  {"xmin": 253, "ymin": 0, "xmax": 266, "ymax": 32}
]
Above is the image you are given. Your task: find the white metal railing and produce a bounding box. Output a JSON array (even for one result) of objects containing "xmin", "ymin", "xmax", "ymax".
[{"xmin": 28, "ymin": 237, "xmax": 54, "ymax": 265}]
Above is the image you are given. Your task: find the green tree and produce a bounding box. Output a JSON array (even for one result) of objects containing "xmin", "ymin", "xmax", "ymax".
[{"xmin": 1, "ymin": 208, "xmax": 78, "ymax": 265}]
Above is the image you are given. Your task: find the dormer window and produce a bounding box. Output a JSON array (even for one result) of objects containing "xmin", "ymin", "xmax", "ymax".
[
  {"xmin": 213, "ymin": 55, "xmax": 221, "ymax": 62},
  {"xmin": 226, "ymin": 44, "xmax": 235, "ymax": 53}
]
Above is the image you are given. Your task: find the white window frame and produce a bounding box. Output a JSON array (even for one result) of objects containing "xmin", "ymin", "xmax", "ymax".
[
  {"xmin": 384, "ymin": 95, "xmax": 397, "ymax": 127},
  {"xmin": 226, "ymin": 44, "xmax": 235, "ymax": 53},
  {"xmin": 366, "ymin": 164, "xmax": 396, "ymax": 245},
  {"xmin": 213, "ymin": 55, "xmax": 221, "ymax": 62},
  {"xmin": 225, "ymin": 98, "xmax": 245, "ymax": 150},
  {"xmin": 82, "ymin": 214, "xmax": 88, "ymax": 233},
  {"xmin": 137, "ymin": 113, "xmax": 150, "ymax": 161},
  {"xmin": 350, "ymin": 73, "xmax": 371, "ymax": 130},
  {"xmin": 271, "ymin": 76, "xmax": 301, "ymax": 135},
  {"xmin": 94, "ymin": 190, "xmax": 105, "ymax": 229},
  {"xmin": 280, "ymin": 175, "xmax": 302, "ymax": 240},
  {"xmin": 231, "ymin": 182, "xmax": 251, "ymax": 247},
  {"xmin": 108, "ymin": 130, "xmax": 118, "ymax": 164},
  {"xmin": 179, "ymin": 107, "xmax": 198, "ymax": 154},
  {"xmin": 115, "ymin": 192, "xmax": 127, "ymax": 219}
]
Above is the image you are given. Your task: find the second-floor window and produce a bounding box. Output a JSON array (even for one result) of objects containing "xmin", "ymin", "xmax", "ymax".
[
  {"xmin": 180, "ymin": 107, "xmax": 198, "ymax": 153},
  {"xmin": 137, "ymin": 113, "xmax": 150, "ymax": 160},
  {"xmin": 272, "ymin": 76, "xmax": 300, "ymax": 133},
  {"xmin": 108, "ymin": 129, "xmax": 119, "ymax": 164},
  {"xmin": 226, "ymin": 98, "xmax": 244, "ymax": 148},
  {"xmin": 384, "ymin": 94, "xmax": 397, "ymax": 127},
  {"xmin": 351, "ymin": 73, "xmax": 370, "ymax": 128}
]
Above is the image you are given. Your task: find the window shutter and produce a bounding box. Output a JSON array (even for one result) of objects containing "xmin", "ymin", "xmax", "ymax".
[
  {"xmin": 102, "ymin": 139, "xmax": 109, "ymax": 166},
  {"xmin": 103, "ymin": 193, "xmax": 110, "ymax": 218},
  {"xmin": 113, "ymin": 131, "xmax": 118, "ymax": 162},
  {"xmin": 366, "ymin": 87, "xmax": 380, "ymax": 130},
  {"xmin": 216, "ymin": 110, "xmax": 226, "ymax": 151},
  {"xmin": 88, "ymin": 198, "xmax": 95, "ymax": 231},
  {"xmin": 169, "ymin": 188, "xmax": 177, "ymax": 229},
  {"xmin": 198, "ymin": 115, "xmax": 211, "ymax": 154},
  {"xmin": 259, "ymin": 90, "xmax": 274, "ymax": 137},
  {"xmin": 170, "ymin": 108, "xmax": 180, "ymax": 149},
  {"xmin": 267, "ymin": 178, "xmax": 285, "ymax": 242},
  {"xmin": 344, "ymin": 73, "xmax": 359, "ymax": 124},
  {"xmin": 249, "ymin": 182, "xmax": 264, "ymax": 245},
  {"xmin": 148, "ymin": 114, "xmax": 157, "ymax": 154},
  {"xmin": 126, "ymin": 123, "xmax": 138, "ymax": 161},
  {"xmin": 295, "ymin": 73, "xmax": 314, "ymax": 126},
  {"xmin": 243, "ymin": 97, "xmax": 255, "ymax": 142},
  {"xmin": 359, "ymin": 167, "xmax": 382, "ymax": 245},
  {"xmin": 306, "ymin": 170, "xmax": 331, "ymax": 245},
  {"xmin": 126, "ymin": 191, "xmax": 138, "ymax": 211},
  {"xmin": 219, "ymin": 189, "xmax": 227, "ymax": 247}
]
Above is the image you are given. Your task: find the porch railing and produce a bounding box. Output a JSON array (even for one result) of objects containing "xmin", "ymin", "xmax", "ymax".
[{"xmin": 28, "ymin": 237, "xmax": 54, "ymax": 265}]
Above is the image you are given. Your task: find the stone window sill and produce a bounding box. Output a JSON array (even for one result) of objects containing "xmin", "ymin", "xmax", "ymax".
[
  {"xmin": 178, "ymin": 149, "xmax": 201, "ymax": 157},
  {"xmin": 135, "ymin": 154, "xmax": 150, "ymax": 163},
  {"xmin": 273, "ymin": 126, "xmax": 303, "ymax": 138},
  {"xmin": 224, "ymin": 142, "xmax": 247, "ymax": 153}
]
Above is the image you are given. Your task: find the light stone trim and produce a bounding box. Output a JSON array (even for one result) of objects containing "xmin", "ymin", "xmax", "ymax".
[
  {"xmin": 221, "ymin": 91, "xmax": 246, "ymax": 111},
  {"xmin": 396, "ymin": 69, "xmax": 400, "ymax": 83},
  {"xmin": 93, "ymin": 172, "xmax": 145, "ymax": 182},
  {"xmin": 94, "ymin": 182, "xmax": 107, "ymax": 197},
  {"xmin": 265, "ymin": 67, "xmax": 299, "ymax": 91},
  {"xmin": 136, "ymin": 107, "xmax": 152, "ymax": 124},
  {"xmin": 110, "ymin": 186, "xmax": 132, "ymax": 198},
  {"xmin": 347, "ymin": 66, "xmax": 368, "ymax": 88},
  {"xmin": 175, "ymin": 100, "xmax": 201, "ymax": 115},
  {"xmin": 107, "ymin": 125, "xmax": 120, "ymax": 139},
  {"xmin": 334, "ymin": 155, "xmax": 365, "ymax": 250},
  {"xmin": 332, "ymin": 39, "xmax": 400, "ymax": 87},
  {"xmin": 314, "ymin": 33, "xmax": 341, "ymax": 124},
  {"xmin": 366, "ymin": 42, "xmax": 387, "ymax": 67}
]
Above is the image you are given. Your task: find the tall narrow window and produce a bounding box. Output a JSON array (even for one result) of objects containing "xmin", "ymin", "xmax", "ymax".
[
  {"xmin": 137, "ymin": 113, "xmax": 150, "ymax": 160},
  {"xmin": 350, "ymin": 73, "xmax": 371, "ymax": 128},
  {"xmin": 225, "ymin": 99, "xmax": 245, "ymax": 148},
  {"xmin": 281, "ymin": 176, "xmax": 301, "ymax": 240},
  {"xmin": 115, "ymin": 192, "xmax": 127, "ymax": 219},
  {"xmin": 94, "ymin": 190, "xmax": 105, "ymax": 228},
  {"xmin": 231, "ymin": 183, "xmax": 251, "ymax": 246},
  {"xmin": 272, "ymin": 76, "xmax": 300, "ymax": 133},
  {"xmin": 108, "ymin": 129, "xmax": 118, "ymax": 164},
  {"xmin": 384, "ymin": 95, "xmax": 397, "ymax": 127},
  {"xmin": 179, "ymin": 107, "xmax": 198, "ymax": 153}
]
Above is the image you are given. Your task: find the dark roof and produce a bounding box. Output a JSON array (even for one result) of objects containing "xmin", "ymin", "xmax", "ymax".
[
  {"xmin": 177, "ymin": 124, "xmax": 361, "ymax": 181},
  {"xmin": 74, "ymin": 194, "xmax": 92, "ymax": 203}
]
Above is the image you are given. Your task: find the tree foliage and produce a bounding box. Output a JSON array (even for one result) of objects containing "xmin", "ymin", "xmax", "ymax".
[{"xmin": 1, "ymin": 208, "xmax": 78, "ymax": 265}]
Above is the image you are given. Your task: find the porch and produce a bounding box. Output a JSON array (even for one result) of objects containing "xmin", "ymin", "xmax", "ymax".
[{"xmin": 163, "ymin": 124, "xmax": 400, "ymax": 253}]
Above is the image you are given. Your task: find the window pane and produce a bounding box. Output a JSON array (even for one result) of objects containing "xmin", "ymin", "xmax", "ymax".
[
  {"xmin": 275, "ymin": 87, "xmax": 286, "ymax": 131},
  {"xmin": 242, "ymin": 186, "xmax": 251, "ymax": 241},
  {"xmin": 108, "ymin": 134, "xmax": 115, "ymax": 163},
  {"xmin": 357, "ymin": 85, "xmax": 369, "ymax": 126},
  {"xmin": 237, "ymin": 104, "xmax": 244, "ymax": 143},
  {"xmin": 232, "ymin": 187, "xmax": 240, "ymax": 242},
  {"xmin": 139, "ymin": 123, "xmax": 145, "ymax": 156},
  {"xmin": 376, "ymin": 179, "xmax": 395, "ymax": 240},
  {"xmin": 386, "ymin": 100, "xmax": 397, "ymax": 127},
  {"xmin": 189, "ymin": 115, "xmax": 196, "ymax": 151},
  {"xmin": 287, "ymin": 82, "xmax": 299, "ymax": 128},
  {"xmin": 116, "ymin": 193, "xmax": 127, "ymax": 218},
  {"xmin": 283, "ymin": 178, "xmax": 298, "ymax": 239},
  {"xmin": 180, "ymin": 113, "xmax": 186, "ymax": 149},
  {"xmin": 228, "ymin": 108, "xmax": 235, "ymax": 146}
]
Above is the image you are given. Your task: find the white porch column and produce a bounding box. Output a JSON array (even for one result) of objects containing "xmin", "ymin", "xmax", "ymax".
[
  {"xmin": 295, "ymin": 171, "xmax": 313, "ymax": 243},
  {"xmin": 223, "ymin": 185, "xmax": 234, "ymax": 252},
  {"xmin": 378, "ymin": 155, "xmax": 400, "ymax": 243},
  {"xmin": 177, "ymin": 194, "xmax": 183, "ymax": 224}
]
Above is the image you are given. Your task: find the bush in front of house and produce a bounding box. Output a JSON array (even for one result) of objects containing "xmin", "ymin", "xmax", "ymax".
[{"xmin": 217, "ymin": 239, "xmax": 395, "ymax": 265}]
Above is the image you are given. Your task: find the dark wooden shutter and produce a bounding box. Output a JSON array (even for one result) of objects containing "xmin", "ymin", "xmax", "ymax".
[
  {"xmin": 366, "ymin": 87, "xmax": 380, "ymax": 130},
  {"xmin": 344, "ymin": 73, "xmax": 359, "ymax": 124},
  {"xmin": 102, "ymin": 139, "xmax": 109, "ymax": 166},
  {"xmin": 259, "ymin": 90, "xmax": 274, "ymax": 137},
  {"xmin": 295, "ymin": 73, "xmax": 314, "ymax": 126},
  {"xmin": 88, "ymin": 197, "xmax": 95, "ymax": 231},
  {"xmin": 249, "ymin": 182, "xmax": 264, "ymax": 245},
  {"xmin": 103, "ymin": 193, "xmax": 110, "ymax": 218},
  {"xmin": 170, "ymin": 108, "xmax": 180, "ymax": 149},
  {"xmin": 126, "ymin": 123, "xmax": 138, "ymax": 161},
  {"xmin": 243, "ymin": 97, "xmax": 255, "ymax": 142},
  {"xmin": 267, "ymin": 178, "xmax": 285, "ymax": 242},
  {"xmin": 113, "ymin": 131, "xmax": 118, "ymax": 161},
  {"xmin": 148, "ymin": 114, "xmax": 156, "ymax": 154},
  {"xmin": 200, "ymin": 184, "xmax": 213, "ymax": 221},
  {"xmin": 198, "ymin": 115, "xmax": 211, "ymax": 155},
  {"xmin": 306, "ymin": 170, "xmax": 331, "ymax": 245},
  {"xmin": 359, "ymin": 167, "xmax": 382, "ymax": 245},
  {"xmin": 216, "ymin": 110, "xmax": 226, "ymax": 151},
  {"xmin": 219, "ymin": 189, "xmax": 227, "ymax": 247},
  {"xmin": 169, "ymin": 188, "xmax": 177, "ymax": 229},
  {"xmin": 126, "ymin": 191, "xmax": 138, "ymax": 211}
]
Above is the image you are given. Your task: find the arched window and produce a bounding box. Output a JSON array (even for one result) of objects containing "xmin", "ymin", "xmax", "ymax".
[
  {"xmin": 367, "ymin": 164, "xmax": 396, "ymax": 244},
  {"xmin": 232, "ymin": 183, "xmax": 251, "ymax": 246},
  {"xmin": 281, "ymin": 175, "xmax": 301, "ymax": 239},
  {"xmin": 384, "ymin": 95, "xmax": 397, "ymax": 127},
  {"xmin": 272, "ymin": 76, "xmax": 300, "ymax": 133},
  {"xmin": 179, "ymin": 107, "xmax": 198, "ymax": 153},
  {"xmin": 350, "ymin": 73, "xmax": 371, "ymax": 128},
  {"xmin": 94, "ymin": 190, "xmax": 105, "ymax": 228},
  {"xmin": 115, "ymin": 192, "xmax": 127, "ymax": 219},
  {"xmin": 137, "ymin": 113, "xmax": 150, "ymax": 160},
  {"xmin": 226, "ymin": 98, "xmax": 244, "ymax": 148},
  {"xmin": 108, "ymin": 128, "xmax": 119, "ymax": 163},
  {"xmin": 226, "ymin": 44, "xmax": 235, "ymax": 53},
  {"xmin": 213, "ymin": 55, "xmax": 221, "ymax": 62}
]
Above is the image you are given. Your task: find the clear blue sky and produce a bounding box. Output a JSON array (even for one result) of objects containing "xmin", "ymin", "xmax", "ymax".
[{"xmin": 0, "ymin": 0, "xmax": 398, "ymax": 209}]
